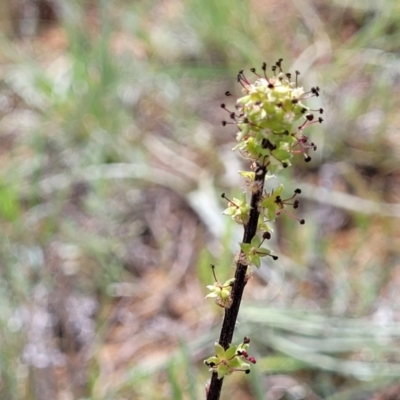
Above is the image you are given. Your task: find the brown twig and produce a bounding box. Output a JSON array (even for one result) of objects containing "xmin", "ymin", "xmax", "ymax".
[{"xmin": 206, "ymin": 163, "xmax": 267, "ymax": 400}]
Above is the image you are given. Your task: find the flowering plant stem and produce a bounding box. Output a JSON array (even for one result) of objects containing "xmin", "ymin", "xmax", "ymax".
[
  {"xmin": 204, "ymin": 59, "xmax": 322, "ymax": 399},
  {"xmin": 207, "ymin": 164, "xmax": 267, "ymax": 400}
]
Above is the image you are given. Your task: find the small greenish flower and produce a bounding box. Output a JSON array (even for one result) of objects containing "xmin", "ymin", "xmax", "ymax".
[
  {"xmin": 204, "ymin": 343, "xmax": 252, "ymax": 379},
  {"xmin": 222, "ymin": 193, "xmax": 250, "ymax": 225},
  {"xmin": 261, "ymin": 186, "xmax": 305, "ymax": 224},
  {"xmin": 260, "ymin": 184, "xmax": 284, "ymax": 221},
  {"xmin": 206, "ymin": 277, "xmax": 235, "ymax": 308},
  {"xmin": 240, "ymin": 235, "xmax": 275, "ymax": 268}
]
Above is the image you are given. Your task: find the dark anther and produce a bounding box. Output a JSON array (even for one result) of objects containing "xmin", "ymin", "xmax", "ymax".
[
  {"xmin": 262, "ymin": 62, "xmax": 267, "ymax": 71},
  {"xmin": 250, "ymin": 68, "xmax": 256, "ymax": 73},
  {"xmin": 304, "ymin": 156, "xmax": 312, "ymax": 162},
  {"xmin": 311, "ymin": 87, "xmax": 320, "ymax": 96},
  {"xmin": 294, "ymin": 188, "xmax": 301, "ymax": 194},
  {"xmin": 263, "ymin": 231, "xmax": 271, "ymax": 240},
  {"xmin": 306, "ymin": 113, "xmax": 314, "ymax": 121},
  {"xmin": 292, "ymin": 98, "xmax": 299, "ymax": 104},
  {"xmin": 293, "ymin": 200, "xmax": 299, "ymax": 209},
  {"xmin": 282, "ymin": 162, "xmax": 288, "ymax": 168},
  {"xmin": 300, "ymin": 219, "xmax": 305, "ymax": 225},
  {"xmin": 245, "ymin": 370, "xmax": 250, "ymax": 374},
  {"xmin": 221, "ymin": 193, "xmax": 226, "ymax": 198},
  {"xmin": 286, "ymin": 73, "xmax": 291, "ymax": 79},
  {"xmin": 275, "ymin": 58, "xmax": 283, "ymax": 72},
  {"xmin": 222, "ymin": 121, "xmax": 227, "ymax": 126},
  {"xmin": 272, "ymin": 255, "xmax": 279, "ymax": 260},
  {"xmin": 301, "ymin": 107, "xmax": 307, "ymax": 113},
  {"xmin": 243, "ymin": 336, "xmax": 251, "ymax": 344},
  {"xmin": 230, "ymin": 112, "xmax": 235, "ymax": 119},
  {"xmin": 225, "ymin": 91, "xmax": 231, "ymax": 96},
  {"xmin": 318, "ymin": 117, "xmax": 324, "ymax": 123},
  {"xmin": 261, "ymin": 138, "xmax": 276, "ymax": 150},
  {"xmin": 221, "ymin": 103, "xmax": 226, "ymax": 108}
]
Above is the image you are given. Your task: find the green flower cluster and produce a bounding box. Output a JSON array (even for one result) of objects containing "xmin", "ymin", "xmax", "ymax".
[
  {"xmin": 204, "ymin": 337, "xmax": 256, "ymax": 380},
  {"xmin": 223, "ymin": 59, "xmax": 322, "ymax": 171},
  {"xmin": 219, "ymin": 59, "xmax": 323, "ymax": 269}
]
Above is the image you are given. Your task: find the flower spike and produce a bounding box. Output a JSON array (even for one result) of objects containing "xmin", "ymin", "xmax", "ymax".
[{"xmin": 205, "ymin": 60, "xmax": 323, "ymax": 396}]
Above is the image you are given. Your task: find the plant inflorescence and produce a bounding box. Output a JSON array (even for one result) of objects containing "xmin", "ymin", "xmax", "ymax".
[{"xmin": 205, "ymin": 59, "xmax": 323, "ymax": 400}]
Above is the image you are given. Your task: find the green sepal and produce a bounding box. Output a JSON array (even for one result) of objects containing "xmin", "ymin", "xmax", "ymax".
[
  {"xmin": 225, "ymin": 345, "xmax": 237, "ymax": 359},
  {"xmin": 215, "ymin": 343, "xmax": 225, "ymax": 358}
]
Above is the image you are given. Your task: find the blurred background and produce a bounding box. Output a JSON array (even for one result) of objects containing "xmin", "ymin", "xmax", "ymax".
[{"xmin": 1, "ymin": 1, "xmax": 400, "ymax": 399}]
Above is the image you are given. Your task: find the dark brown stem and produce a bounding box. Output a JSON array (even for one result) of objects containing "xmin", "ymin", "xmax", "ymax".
[{"xmin": 207, "ymin": 163, "xmax": 267, "ymax": 400}]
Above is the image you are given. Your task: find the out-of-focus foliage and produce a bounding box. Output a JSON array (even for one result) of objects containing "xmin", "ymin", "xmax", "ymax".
[{"xmin": 1, "ymin": 0, "xmax": 400, "ymax": 399}]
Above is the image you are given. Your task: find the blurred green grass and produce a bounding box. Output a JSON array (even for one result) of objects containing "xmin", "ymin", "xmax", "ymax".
[{"xmin": 1, "ymin": 0, "xmax": 400, "ymax": 399}]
